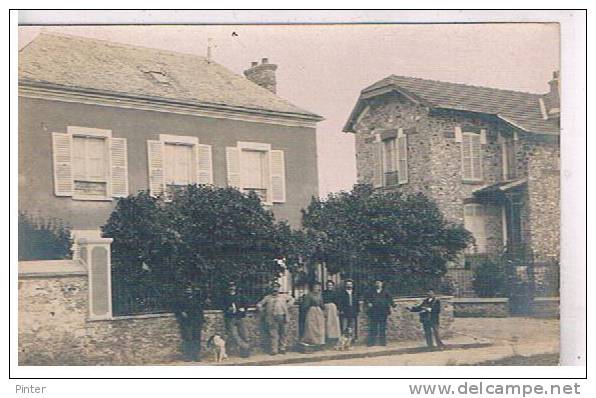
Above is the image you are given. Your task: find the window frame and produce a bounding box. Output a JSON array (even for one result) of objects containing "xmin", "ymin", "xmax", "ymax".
[
  {"xmin": 237, "ymin": 141, "xmax": 272, "ymax": 205},
  {"xmin": 463, "ymin": 203, "xmax": 487, "ymax": 254},
  {"xmin": 67, "ymin": 127, "xmax": 113, "ymax": 201},
  {"xmin": 461, "ymin": 131, "xmax": 483, "ymax": 183}
]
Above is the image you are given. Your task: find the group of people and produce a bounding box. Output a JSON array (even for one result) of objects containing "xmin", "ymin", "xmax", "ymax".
[{"xmin": 172, "ymin": 278, "xmax": 444, "ymax": 362}]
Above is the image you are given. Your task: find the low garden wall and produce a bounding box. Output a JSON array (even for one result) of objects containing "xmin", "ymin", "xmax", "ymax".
[
  {"xmin": 452, "ymin": 297, "xmax": 510, "ymax": 318},
  {"xmin": 532, "ymin": 297, "xmax": 560, "ymax": 318},
  {"xmin": 18, "ymin": 261, "xmax": 454, "ymax": 365}
]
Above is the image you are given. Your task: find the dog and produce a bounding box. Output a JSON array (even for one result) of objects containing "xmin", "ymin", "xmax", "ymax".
[
  {"xmin": 206, "ymin": 334, "xmax": 228, "ymax": 362},
  {"xmin": 336, "ymin": 327, "xmax": 354, "ymax": 351}
]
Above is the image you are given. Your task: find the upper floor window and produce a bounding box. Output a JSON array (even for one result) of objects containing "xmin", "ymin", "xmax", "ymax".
[
  {"xmin": 226, "ymin": 141, "xmax": 286, "ymax": 205},
  {"xmin": 460, "ymin": 130, "xmax": 483, "ymax": 182},
  {"xmin": 501, "ymin": 133, "xmax": 517, "ymax": 181},
  {"xmin": 147, "ymin": 134, "xmax": 213, "ymax": 198},
  {"xmin": 52, "ymin": 127, "xmax": 128, "ymax": 200},
  {"xmin": 374, "ymin": 128, "xmax": 408, "ymax": 187}
]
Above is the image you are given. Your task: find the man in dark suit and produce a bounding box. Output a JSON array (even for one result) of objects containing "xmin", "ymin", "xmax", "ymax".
[
  {"xmin": 337, "ymin": 279, "xmax": 360, "ymax": 340},
  {"xmin": 172, "ymin": 282, "xmax": 205, "ymax": 362},
  {"xmin": 221, "ymin": 281, "xmax": 251, "ymax": 357},
  {"xmin": 408, "ymin": 290, "xmax": 444, "ymax": 349},
  {"xmin": 365, "ymin": 279, "xmax": 396, "ymax": 346}
]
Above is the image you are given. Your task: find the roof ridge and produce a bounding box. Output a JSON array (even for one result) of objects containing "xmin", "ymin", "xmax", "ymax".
[
  {"xmin": 30, "ymin": 31, "xmax": 210, "ymax": 62},
  {"xmin": 387, "ymin": 74, "xmax": 546, "ymax": 97}
]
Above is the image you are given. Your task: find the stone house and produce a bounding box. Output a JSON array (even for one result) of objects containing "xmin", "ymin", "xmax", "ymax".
[
  {"xmin": 343, "ymin": 74, "xmax": 560, "ymax": 297},
  {"xmin": 19, "ymin": 33, "xmax": 322, "ymax": 237}
]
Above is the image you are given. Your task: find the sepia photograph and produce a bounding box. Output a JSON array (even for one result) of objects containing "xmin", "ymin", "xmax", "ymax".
[{"xmin": 13, "ymin": 10, "xmax": 584, "ymax": 377}]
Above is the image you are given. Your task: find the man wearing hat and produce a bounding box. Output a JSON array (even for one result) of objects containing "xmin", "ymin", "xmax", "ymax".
[
  {"xmin": 365, "ymin": 278, "xmax": 396, "ymax": 346},
  {"xmin": 172, "ymin": 282, "xmax": 205, "ymax": 361},
  {"xmin": 256, "ymin": 282, "xmax": 295, "ymax": 355},
  {"xmin": 222, "ymin": 282, "xmax": 251, "ymax": 357}
]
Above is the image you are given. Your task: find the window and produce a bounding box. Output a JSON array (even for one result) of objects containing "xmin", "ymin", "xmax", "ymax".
[
  {"xmin": 375, "ymin": 129, "xmax": 408, "ymax": 187},
  {"xmin": 51, "ymin": 127, "xmax": 128, "ymax": 200},
  {"xmin": 461, "ymin": 132, "xmax": 483, "ymax": 181},
  {"xmin": 241, "ymin": 149, "xmax": 269, "ymax": 201},
  {"xmin": 147, "ymin": 134, "xmax": 213, "ymax": 198},
  {"xmin": 226, "ymin": 141, "xmax": 286, "ymax": 204},
  {"xmin": 464, "ymin": 203, "xmax": 487, "ymax": 253},
  {"xmin": 501, "ymin": 133, "xmax": 517, "ymax": 181}
]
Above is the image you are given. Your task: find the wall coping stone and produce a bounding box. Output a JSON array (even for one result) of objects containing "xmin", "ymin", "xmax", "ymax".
[
  {"xmin": 18, "ymin": 260, "xmax": 87, "ymax": 278},
  {"xmin": 452, "ymin": 297, "xmax": 509, "ymax": 303},
  {"xmin": 534, "ymin": 297, "xmax": 560, "ymax": 302}
]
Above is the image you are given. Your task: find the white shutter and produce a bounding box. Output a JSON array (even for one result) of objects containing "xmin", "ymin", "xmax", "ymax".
[
  {"xmin": 270, "ymin": 150, "xmax": 286, "ymax": 203},
  {"xmin": 196, "ymin": 144, "xmax": 213, "ymax": 185},
  {"xmin": 52, "ymin": 132, "xmax": 73, "ymax": 196},
  {"xmin": 461, "ymin": 134, "xmax": 473, "ymax": 180},
  {"xmin": 397, "ymin": 134, "xmax": 408, "ymax": 184},
  {"xmin": 226, "ymin": 146, "xmax": 241, "ymax": 188},
  {"xmin": 455, "ymin": 126, "xmax": 463, "ymax": 143},
  {"xmin": 471, "ymin": 134, "xmax": 483, "ymax": 180},
  {"xmin": 147, "ymin": 140, "xmax": 165, "ymax": 197},
  {"xmin": 372, "ymin": 140, "xmax": 383, "ymax": 188},
  {"xmin": 109, "ymin": 138, "xmax": 128, "ymax": 197}
]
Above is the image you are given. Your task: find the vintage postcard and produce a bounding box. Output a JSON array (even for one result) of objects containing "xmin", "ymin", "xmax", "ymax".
[{"xmin": 14, "ymin": 11, "xmax": 584, "ymax": 379}]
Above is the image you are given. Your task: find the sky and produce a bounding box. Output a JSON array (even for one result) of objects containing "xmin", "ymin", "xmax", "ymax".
[{"xmin": 19, "ymin": 24, "xmax": 559, "ymax": 196}]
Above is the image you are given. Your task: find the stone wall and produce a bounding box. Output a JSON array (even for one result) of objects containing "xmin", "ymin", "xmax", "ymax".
[
  {"xmin": 19, "ymin": 271, "xmax": 454, "ymax": 365},
  {"xmin": 452, "ymin": 298, "xmax": 510, "ymax": 318}
]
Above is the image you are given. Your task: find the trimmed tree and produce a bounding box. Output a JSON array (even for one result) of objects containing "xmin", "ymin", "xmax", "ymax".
[
  {"xmin": 301, "ymin": 184, "xmax": 472, "ymax": 295},
  {"xmin": 102, "ymin": 185, "xmax": 300, "ymax": 315}
]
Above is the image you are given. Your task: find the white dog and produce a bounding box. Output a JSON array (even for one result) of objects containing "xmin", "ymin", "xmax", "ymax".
[
  {"xmin": 207, "ymin": 334, "xmax": 228, "ymax": 362},
  {"xmin": 336, "ymin": 327, "xmax": 354, "ymax": 351}
]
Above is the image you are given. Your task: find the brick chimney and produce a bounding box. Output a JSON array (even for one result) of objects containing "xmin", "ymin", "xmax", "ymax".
[
  {"xmin": 243, "ymin": 58, "xmax": 277, "ymax": 93},
  {"xmin": 544, "ymin": 71, "xmax": 560, "ymax": 119}
]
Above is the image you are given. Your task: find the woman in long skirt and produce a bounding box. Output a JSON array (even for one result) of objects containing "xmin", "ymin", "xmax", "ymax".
[
  {"xmin": 322, "ymin": 280, "xmax": 341, "ymax": 345},
  {"xmin": 300, "ymin": 282, "xmax": 326, "ymax": 346}
]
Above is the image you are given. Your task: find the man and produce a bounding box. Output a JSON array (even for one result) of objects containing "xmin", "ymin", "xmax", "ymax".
[
  {"xmin": 408, "ymin": 290, "xmax": 444, "ymax": 349},
  {"xmin": 221, "ymin": 282, "xmax": 251, "ymax": 357},
  {"xmin": 256, "ymin": 282, "xmax": 295, "ymax": 355},
  {"xmin": 337, "ymin": 279, "xmax": 360, "ymax": 340},
  {"xmin": 172, "ymin": 282, "xmax": 204, "ymax": 362},
  {"xmin": 365, "ymin": 279, "xmax": 396, "ymax": 346}
]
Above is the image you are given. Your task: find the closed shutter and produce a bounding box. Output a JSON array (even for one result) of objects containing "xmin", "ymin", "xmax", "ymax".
[
  {"xmin": 270, "ymin": 150, "xmax": 286, "ymax": 203},
  {"xmin": 397, "ymin": 134, "xmax": 408, "ymax": 184},
  {"xmin": 147, "ymin": 140, "xmax": 165, "ymax": 197},
  {"xmin": 372, "ymin": 140, "xmax": 384, "ymax": 188},
  {"xmin": 461, "ymin": 134, "xmax": 473, "ymax": 180},
  {"xmin": 109, "ymin": 138, "xmax": 129, "ymax": 197},
  {"xmin": 196, "ymin": 144, "xmax": 213, "ymax": 185},
  {"xmin": 471, "ymin": 134, "xmax": 483, "ymax": 180},
  {"xmin": 464, "ymin": 204, "xmax": 487, "ymax": 253},
  {"xmin": 52, "ymin": 132, "xmax": 73, "ymax": 196},
  {"xmin": 226, "ymin": 146, "xmax": 241, "ymax": 188}
]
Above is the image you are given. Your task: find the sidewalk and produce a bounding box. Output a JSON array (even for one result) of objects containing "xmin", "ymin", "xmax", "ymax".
[{"xmin": 165, "ymin": 334, "xmax": 492, "ymax": 366}]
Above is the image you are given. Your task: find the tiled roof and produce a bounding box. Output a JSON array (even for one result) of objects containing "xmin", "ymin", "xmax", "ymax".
[
  {"xmin": 19, "ymin": 33, "xmax": 322, "ymax": 121},
  {"xmin": 344, "ymin": 75, "xmax": 559, "ymax": 134}
]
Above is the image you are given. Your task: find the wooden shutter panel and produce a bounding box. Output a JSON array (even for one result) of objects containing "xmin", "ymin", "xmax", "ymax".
[
  {"xmin": 147, "ymin": 140, "xmax": 165, "ymax": 197},
  {"xmin": 196, "ymin": 144, "xmax": 213, "ymax": 185},
  {"xmin": 471, "ymin": 135, "xmax": 483, "ymax": 180},
  {"xmin": 109, "ymin": 138, "xmax": 129, "ymax": 197},
  {"xmin": 397, "ymin": 135, "xmax": 408, "ymax": 184},
  {"xmin": 52, "ymin": 132, "xmax": 73, "ymax": 196},
  {"xmin": 270, "ymin": 150, "xmax": 286, "ymax": 203},
  {"xmin": 461, "ymin": 134, "xmax": 473, "ymax": 180},
  {"xmin": 226, "ymin": 146, "xmax": 241, "ymax": 188},
  {"xmin": 372, "ymin": 140, "xmax": 383, "ymax": 188}
]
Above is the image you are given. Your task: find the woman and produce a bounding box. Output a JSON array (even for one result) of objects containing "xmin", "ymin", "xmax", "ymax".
[
  {"xmin": 300, "ymin": 282, "xmax": 326, "ymax": 346},
  {"xmin": 322, "ymin": 280, "xmax": 341, "ymax": 345}
]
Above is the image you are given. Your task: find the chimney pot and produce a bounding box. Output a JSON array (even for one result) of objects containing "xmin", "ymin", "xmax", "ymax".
[{"xmin": 243, "ymin": 58, "xmax": 278, "ymax": 94}]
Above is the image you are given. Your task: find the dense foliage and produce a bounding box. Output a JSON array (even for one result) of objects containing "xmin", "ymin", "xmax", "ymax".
[
  {"xmin": 102, "ymin": 185, "xmax": 300, "ymax": 314},
  {"xmin": 18, "ymin": 212, "xmax": 71, "ymax": 261},
  {"xmin": 472, "ymin": 256, "xmax": 510, "ymax": 298},
  {"xmin": 301, "ymin": 185, "xmax": 472, "ymax": 295}
]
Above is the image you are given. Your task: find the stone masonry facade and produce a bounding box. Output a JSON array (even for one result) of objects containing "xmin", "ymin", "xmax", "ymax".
[
  {"xmin": 353, "ymin": 92, "xmax": 560, "ymax": 297},
  {"xmin": 19, "ymin": 271, "xmax": 454, "ymax": 365}
]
